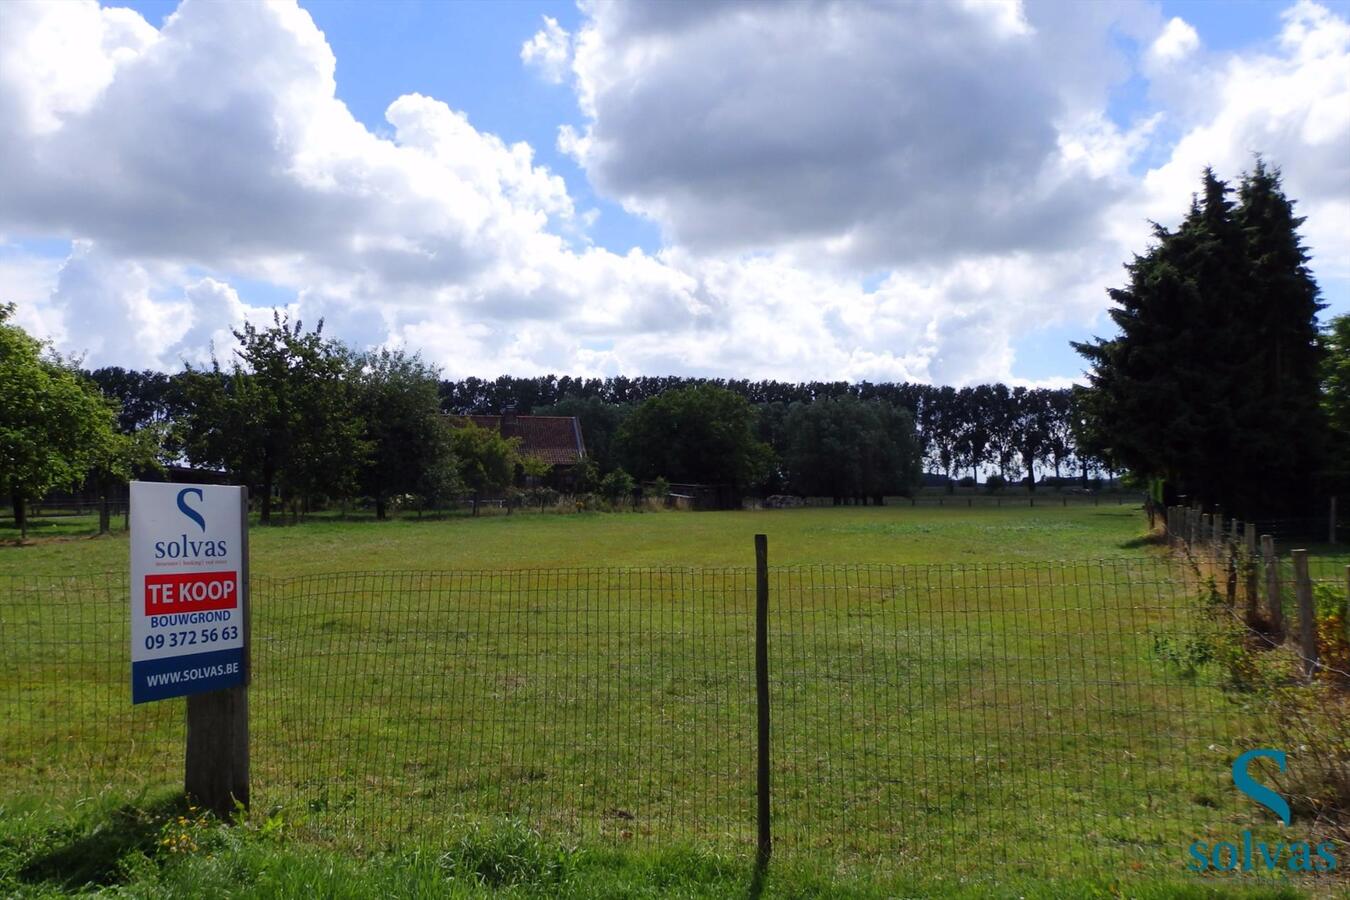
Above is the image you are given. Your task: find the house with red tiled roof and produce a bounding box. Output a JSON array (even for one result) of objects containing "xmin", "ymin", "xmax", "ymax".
[{"xmin": 453, "ymin": 407, "xmax": 587, "ymax": 485}]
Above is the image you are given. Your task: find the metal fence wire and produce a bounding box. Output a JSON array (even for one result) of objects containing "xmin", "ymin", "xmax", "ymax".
[{"xmin": 0, "ymin": 561, "xmax": 1299, "ymax": 876}]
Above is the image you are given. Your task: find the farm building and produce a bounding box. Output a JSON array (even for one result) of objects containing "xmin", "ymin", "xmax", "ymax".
[{"xmin": 455, "ymin": 407, "xmax": 588, "ymax": 486}]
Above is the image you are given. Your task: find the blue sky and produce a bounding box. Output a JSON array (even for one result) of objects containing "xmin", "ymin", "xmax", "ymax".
[{"xmin": 1, "ymin": 0, "xmax": 1346, "ymax": 385}]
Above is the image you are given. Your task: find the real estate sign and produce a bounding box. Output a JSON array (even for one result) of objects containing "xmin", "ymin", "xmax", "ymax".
[{"xmin": 131, "ymin": 482, "xmax": 247, "ymax": 703}]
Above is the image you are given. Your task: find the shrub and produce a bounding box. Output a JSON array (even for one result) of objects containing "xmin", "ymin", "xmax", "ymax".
[
  {"xmin": 985, "ymin": 474, "xmax": 1006, "ymax": 493},
  {"xmin": 599, "ymin": 468, "xmax": 637, "ymax": 508}
]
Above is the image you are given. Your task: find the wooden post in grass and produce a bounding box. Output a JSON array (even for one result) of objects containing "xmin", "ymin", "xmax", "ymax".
[
  {"xmin": 1262, "ymin": 534, "xmax": 1283, "ymax": 640},
  {"xmin": 754, "ymin": 534, "xmax": 772, "ymax": 867},
  {"xmin": 1244, "ymin": 524, "xmax": 1259, "ymax": 625},
  {"xmin": 185, "ymin": 488, "xmax": 250, "ymax": 818},
  {"xmin": 1292, "ymin": 549, "xmax": 1318, "ymax": 681}
]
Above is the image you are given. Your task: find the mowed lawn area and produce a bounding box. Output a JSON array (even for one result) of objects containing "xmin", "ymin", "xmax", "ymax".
[
  {"xmin": 1, "ymin": 502, "xmax": 1150, "ymax": 576},
  {"xmin": 0, "ymin": 504, "xmax": 1315, "ymax": 897}
]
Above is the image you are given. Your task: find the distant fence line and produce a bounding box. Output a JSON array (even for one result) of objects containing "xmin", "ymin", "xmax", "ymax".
[{"xmin": 5, "ymin": 554, "xmax": 1315, "ymax": 877}]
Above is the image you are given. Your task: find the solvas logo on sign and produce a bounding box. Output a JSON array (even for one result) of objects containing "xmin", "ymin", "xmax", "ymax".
[
  {"xmin": 1188, "ymin": 749, "xmax": 1337, "ymax": 873},
  {"xmin": 153, "ymin": 488, "xmax": 228, "ymax": 559}
]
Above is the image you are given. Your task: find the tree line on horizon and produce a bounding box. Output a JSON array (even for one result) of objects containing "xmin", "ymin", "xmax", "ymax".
[
  {"xmin": 3, "ymin": 304, "xmax": 1114, "ymax": 534},
  {"xmin": 75, "ymin": 362, "xmax": 1109, "ymax": 509}
]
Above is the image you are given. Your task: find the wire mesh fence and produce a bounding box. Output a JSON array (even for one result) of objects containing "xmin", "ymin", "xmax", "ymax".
[{"xmin": 0, "ymin": 559, "xmax": 1318, "ymax": 876}]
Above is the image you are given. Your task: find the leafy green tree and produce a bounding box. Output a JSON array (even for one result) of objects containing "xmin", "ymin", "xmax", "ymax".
[
  {"xmin": 1010, "ymin": 387, "xmax": 1054, "ymax": 491},
  {"xmin": 1075, "ymin": 164, "xmax": 1325, "ymax": 515},
  {"xmin": 618, "ymin": 385, "xmax": 773, "ymax": 494},
  {"xmin": 780, "ymin": 397, "xmax": 921, "ymax": 504},
  {"xmin": 87, "ymin": 422, "xmax": 167, "ymax": 534},
  {"xmin": 0, "ymin": 304, "xmax": 117, "ymax": 537},
  {"xmin": 520, "ymin": 454, "xmax": 552, "ymax": 482},
  {"xmin": 954, "ymin": 385, "xmax": 998, "ymax": 484},
  {"xmin": 87, "ymin": 368, "xmax": 174, "ymax": 433},
  {"xmin": 571, "ymin": 456, "xmax": 599, "ymax": 494},
  {"xmin": 1041, "ymin": 389, "xmax": 1075, "ymax": 484},
  {"xmin": 1323, "ymin": 314, "xmax": 1350, "ymax": 491},
  {"xmin": 448, "ymin": 420, "xmax": 519, "ymax": 516},
  {"xmin": 354, "ymin": 349, "xmax": 449, "ymax": 520},
  {"xmin": 648, "ymin": 475, "xmax": 671, "ymax": 505},
  {"xmin": 598, "ymin": 467, "xmax": 636, "ymax": 508},
  {"xmin": 413, "ymin": 417, "xmax": 464, "ymax": 513},
  {"xmin": 178, "ymin": 314, "xmax": 366, "ymax": 523}
]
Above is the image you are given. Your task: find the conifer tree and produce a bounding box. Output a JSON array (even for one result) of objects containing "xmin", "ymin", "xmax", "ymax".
[{"xmin": 1075, "ymin": 164, "xmax": 1325, "ymax": 516}]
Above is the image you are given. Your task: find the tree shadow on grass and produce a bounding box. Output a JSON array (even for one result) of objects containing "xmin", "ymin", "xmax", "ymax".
[
  {"xmin": 13, "ymin": 794, "xmax": 188, "ymax": 891},
  {"xmin": 1120, "ymin": 532, "xmax": 1167, "ymax": 550}
]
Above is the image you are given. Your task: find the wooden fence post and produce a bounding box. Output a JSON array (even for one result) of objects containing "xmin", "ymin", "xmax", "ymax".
[
  {"xmin": 1262, "ymin": 534, "xmax": 1283, "ymax": 640},
  {"xmin": 1292, "ymin": 549, "xmax": 1318, "ymax": 681},
  {"xmin": 1243, "ymin": 523, "xmax": 1259, "ymax": 625},
  {"xmin": 185, "ymin": 487, "xmax": 250, "ymax": 818},
  {"xmin": 1225, "ymin": 522, "xmax": 1239, "ymax": 605},
  {"xmin": 754, "ymin": 534, "xmax": 772, "ymax": 868}
]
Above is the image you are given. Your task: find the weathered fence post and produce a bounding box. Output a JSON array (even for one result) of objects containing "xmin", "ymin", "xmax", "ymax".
[
  {"xmin": 1291, "ymin": 549, "xmax": 1318, "ymax": 681},
  {"xmin": 184, "ymin": 487, "xmax": 250, "ymax": 818},
  {"xmin": 754, "ymin": 534, "xmax": 771, "ymax": 867},
  {"xmin": 1225, "ymin": 521, "xmax": 1238, "ymax": 605},
  {"xmin": 1243, "ymin": 523, "xmax": 1259, "ymax": 624},
  {"xmin": 1261, "ymin": 534, "xmax": 1283, "ymax": 640}
]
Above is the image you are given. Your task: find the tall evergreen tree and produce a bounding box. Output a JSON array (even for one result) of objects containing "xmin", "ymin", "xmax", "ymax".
[{"xmin": 1075, "ymin": 164, "xmax": 1324, "ymax": 516}]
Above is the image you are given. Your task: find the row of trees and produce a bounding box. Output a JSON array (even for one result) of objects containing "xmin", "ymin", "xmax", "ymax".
[
  {"xmin": 1076, "ymin": 162, "xmax": 1334, "ymax": 518},
  {"xmin": 510, "ymin": 379, "xmax": 1100, "ymax": 490},
  {"xmin": 89, "ymin": 366, "xmax": 1106, "ymax": 499}
]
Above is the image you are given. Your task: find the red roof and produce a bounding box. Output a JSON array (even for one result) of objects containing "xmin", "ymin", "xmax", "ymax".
[{"xmin": 458, "ymin": 415, "xmax": 586, "ymax": 466}]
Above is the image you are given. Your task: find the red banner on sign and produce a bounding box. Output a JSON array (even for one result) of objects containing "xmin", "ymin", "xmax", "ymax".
[{"xmin": 144, "ymin": 571, "xmax": 238, "ymax": 615}]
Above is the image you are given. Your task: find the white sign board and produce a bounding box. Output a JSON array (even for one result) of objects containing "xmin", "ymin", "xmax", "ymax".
[{"xmin": 131, "ymin": 482, "xmax": 246, "ymax": 704}]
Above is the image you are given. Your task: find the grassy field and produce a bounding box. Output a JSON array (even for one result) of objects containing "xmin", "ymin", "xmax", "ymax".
[
  {"xmin": 1, "ymin": 502, "xmax": 1153, "ymax": 575},
  {"xmin": 1, "ymin": 504, "xmax": 1339, "ymax": 896}
]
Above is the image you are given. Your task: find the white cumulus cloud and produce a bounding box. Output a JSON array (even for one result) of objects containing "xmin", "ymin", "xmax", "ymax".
[
  {"xmin": 520, "ymin": 15, "xmax": 571, "ymax": 85},
  {"xmin": 0, "ymin": 0, "xmax": 1344, "ymax": 390}
]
